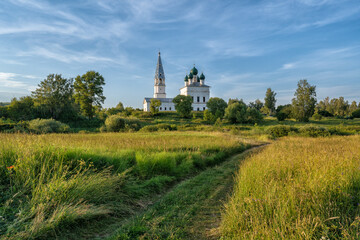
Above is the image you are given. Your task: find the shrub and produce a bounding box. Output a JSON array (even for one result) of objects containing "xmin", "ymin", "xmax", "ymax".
[
  {"xmin": 276, "ymin": 112, "xmax": 287, "ymax": 121},
  {"xmin": 105, "ymin": 115, "xmax": 125, "ymax": 132},
  {"xmin": 266, "ymin": 125, "xmax": 298, "ymax": 138},
  {"xmin": 312, "ymin": 112, "xmax": 322, "ymax": 120},
  {"xmin": 140, "ymin": 125, "xmax": 159, "ymax": 132},
  {"xmin": 28, "ymin": 119, "xmax": 70, "ymax": 133},
  {"xmin": 299, "ymin": 125, "xmax": 330, "ymax": 137},
  {"xmin": 351, "ymin": 109, "xmax": 360, "ymax": 118}
]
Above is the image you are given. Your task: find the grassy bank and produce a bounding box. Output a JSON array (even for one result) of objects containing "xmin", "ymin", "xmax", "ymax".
[
  {"xmin": 221, "ymin": 136, "xmax": 360, "ymax": 239},
  {"xmin": 0, "ymin": 132, "xmax": 251, "ymax": 239}
]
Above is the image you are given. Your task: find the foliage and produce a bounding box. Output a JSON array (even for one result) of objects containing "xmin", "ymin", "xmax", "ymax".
[
  {"xmin": 248, "ymin": 99, "xmax": 264, "ymax": 111},
  {"xmin": 264, "ymin": 88, "xmax": 276, "ymax": 115},
  {"xmin": 275, "ymin": 111, "xmax": 287, "ymax": 121},
  {"xmin": 105, "ymin": 115, "xmax": 126, "ymax": 132},
  {"xmin": 312, "ymin": 112, "xmax": 322, "ymax": 120},
  {"xmin": 292, "ymin": 79, "xmax": 317, "ymax": 122},
  {"xmin": 299, "ymin": 125, "xmax": 330, "ymax": 137},
  {"xmin": 150, "ymin": 99, "xmax": 161, "ymax": 116},
  {"xmin": 266, "ymin": 125, "xmax": 297, "ymax": 137},
  {"xmin": 206, "ymin": 97, "xmax": 227, "ymax": 118},
  {"xmin": 28, "ymin": 119, "xmax": 70, "ymax": 133},
  {"xmin": 106, "ymin": 102, "xmax": 124, "ymax": 115},
  {"xmin": 74, "ymin": 71, "xmax": 106, "ymax": 118},
  {"xmin": 221, "ymin": 137, "xmax": 360, "ymax": 239},
  {"xmin": 172, "ymin": 95, "xmax": 193, "ymax": 118},
  {"xmin": 32, "ymin": 74, "xmax": 75, "ymax": 120},
  {"xmin": 7, "ymin": 96, "xmax": 36, "ymax": 121},
  {"xmin": 224, "ymin": 102, "xmax": 263, "ymax": 124},
  {"xmin": 352, "ymin": 109, "xmax": 360, "ymax": 118},
  {"xmin": 317, "ymin": 97, "xmax": 356, "ymax": 117}
]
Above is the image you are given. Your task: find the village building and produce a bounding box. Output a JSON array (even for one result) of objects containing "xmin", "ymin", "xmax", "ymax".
[{"xmin": 143, "ymin": 52, "xmax": 210, "ymax": 112}]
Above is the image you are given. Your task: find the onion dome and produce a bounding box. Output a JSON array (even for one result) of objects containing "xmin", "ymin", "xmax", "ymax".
[
  {"xmin": 199, "ymin": 73, "xmax": 205, "ymax": 80},
  {"xmin": 184, "ymin": 75, "xmax": 188, "ymax": 81},
  {"xmin": 190, "ymin": 66, "xmax": 198, "ymax": 75},
  {"xmin": 197, "ymin": 76, "xmax": 200, "ymax": 82},
  {"xmin": 188, "ymin": 72, "xmax": 193, "ymax": 78}
]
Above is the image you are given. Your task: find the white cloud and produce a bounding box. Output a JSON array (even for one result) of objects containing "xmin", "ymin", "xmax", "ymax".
[
  {"xmin": 281, "ymin": 63, "xmax": 296, "ymax": 70},
  {"xmin": 0, "ymin": 72, "xmax": 38, "ymax": 91}
]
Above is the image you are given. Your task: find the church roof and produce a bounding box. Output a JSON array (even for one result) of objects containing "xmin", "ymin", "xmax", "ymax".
[{"xmin": 155, "ymin": 52, "xmax": 165, "ymax": 81}]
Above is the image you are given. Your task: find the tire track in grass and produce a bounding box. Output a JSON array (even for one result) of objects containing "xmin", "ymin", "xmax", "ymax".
[{"xmin": 109, "ymin": 144, "xmax": 268, "ymax": 240}]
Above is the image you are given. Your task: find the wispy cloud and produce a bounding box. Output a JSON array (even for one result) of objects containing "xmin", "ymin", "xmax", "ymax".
[{"xmin": 0, "ymin": 72, "xmax": 38, "ymax": 91}]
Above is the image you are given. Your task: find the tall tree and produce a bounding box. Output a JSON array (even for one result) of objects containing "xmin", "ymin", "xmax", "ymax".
[
  {"xmin": 292, "ymin": 79, "xmax": 316, "ymax": 122},
  {"xmin": 264, "ymin": 88, "xmax": 276, "ymax": 115},
  {"xmin": 349, "ymin": 101, "xmax": 358, "ymax": 113},
  {"xmin": 172, "ymin": 95, "xmax": 193, "ymax": 118},
  {"xmin": 249, "ymin": 99, "xmax": 264, "ymax": 111},
  {"xmin": 32, "ymin": 74, "xmax": 74, "ymax": 119},
  {"xmin": 7, "ymin": 96, "xmax": 36, "ymax": 121},
  {"xmin": 74, "ymin": 71, "xmax": 105, "ymax": 118}
]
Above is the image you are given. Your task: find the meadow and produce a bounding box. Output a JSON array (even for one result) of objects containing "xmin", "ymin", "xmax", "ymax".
[
  {"xmin": 0, "ymin": 132, "xmax": 251, "ymax": 239},
  {"xmin": 221, "ymin": 136, "xmax": 360, "ymax": 239}
]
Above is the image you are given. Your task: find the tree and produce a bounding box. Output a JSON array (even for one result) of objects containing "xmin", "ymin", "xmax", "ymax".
[
  {"xmin": 224, "ymin": 102, "xmax": 247, "ymax": 123},
  {"xmin": 32, "ymin": 74, "xmax": 75, "ymax": 120},
  {"xmin": 349, "ymin": 101, "xmax": 358, "ymax": 113},
  {"xmin": 74, "ymin": 71, "xmax": 106, "ymax": 118},
  {"xmin": 106, "ymin": 101, "xmax": 124, "ymax": 115},
  {"xmin": 292, "ymin": 79, "xmax": 316, "ymax": 122},
  {"xmin": 249, "ymin": 99, "xmax": 263, "ymax": 111},
  {"xmin": 150, "ymin": 99, "xmax": 161, "ymax": 116},
  {"xmin": 275, "ymin": 104, "xmax": 292, "ymax": 121},
  {"xmin": 264, "ymin": 88, "xmax": 276, "ymax": 115},
  {"xmin": 228, "ymin": 98, "xmax": 244, "ymax": 106},
  {"xmin": 206, "ymin": 97, "xmax": 227, "ymax": 118},
  {"xmin": 173, "ymin": 95, "xmax": 193, "ymax": 118},
  {"xmin": 7, "ymin": 97, "xmax": 36, "ymax": 121}
]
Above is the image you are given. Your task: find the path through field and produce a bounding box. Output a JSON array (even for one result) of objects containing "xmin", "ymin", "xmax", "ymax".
[{"xmin": 109, "ymin": 144, "xmax": 267, "ymax": 239}]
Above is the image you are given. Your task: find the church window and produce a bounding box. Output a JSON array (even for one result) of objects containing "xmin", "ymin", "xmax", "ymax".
[
  {"xmin": 192, "ymin": 96, "xmax": 194, "ymax": 101},
  {"xmin": 197, "ymin": 107, "xmax": 200, "ymax": 111},
  {"xmin": 203, "ymin": 107, "xmax": 205, "ymax": 110},
  {"xmin": 160, "ymin": 107, "xmax": 162, "ymax": 110},
  {"xmin": 203, "ymin": 97, "xmax": 205, "ymax": 102},
  {"xmin": 169, "ymin": 107, "xmax": 172, "ymax": 110},
  {"xmin": 165, "ymin": 107, "xmax": 167, "ymax": 110},
  {"xmin": 197, "ymin": 96, "xmax": 200, "ymax": 102}
]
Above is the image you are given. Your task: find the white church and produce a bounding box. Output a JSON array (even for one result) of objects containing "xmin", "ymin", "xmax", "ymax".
[{"xmin": 143, "ymin": 52, "xmax": 210, "ymax": 112}]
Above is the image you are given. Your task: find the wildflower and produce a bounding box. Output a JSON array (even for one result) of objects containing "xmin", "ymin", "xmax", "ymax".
[{"xmin": 7, "ymin": 165, "xmax": 14, "ymax": 170}]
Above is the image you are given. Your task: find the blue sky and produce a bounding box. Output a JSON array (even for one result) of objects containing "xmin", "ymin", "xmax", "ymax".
[{"xmin": 0, "ymin": 0, "xmax": 359, "ymax": 108}]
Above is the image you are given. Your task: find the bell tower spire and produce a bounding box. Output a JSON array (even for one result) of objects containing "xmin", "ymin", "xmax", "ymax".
[{"xmin": 154, "ymin": 51, "xmax": 166, "ymax": 98}]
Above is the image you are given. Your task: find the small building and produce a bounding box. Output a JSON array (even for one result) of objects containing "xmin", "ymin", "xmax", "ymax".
[{"xmin": 143, "ymin": 52, "xmax": 210, "ymax": 112}]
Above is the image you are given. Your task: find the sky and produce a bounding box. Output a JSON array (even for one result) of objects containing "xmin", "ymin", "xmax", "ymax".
[{"xmin": 0, "ymin": 0, "xmax": 359, "ymax": 108}]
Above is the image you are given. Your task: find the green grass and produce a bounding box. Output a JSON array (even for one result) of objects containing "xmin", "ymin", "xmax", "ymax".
[
  {"xmin": 220, "ymin": 136, "xmax": 360, "ymax": 239},
  {"xmin": 109, "ymin": 145, "xmax": 264, "ymax": 240},
  {"xmin": 0, "ymin": 132, "xmax": 251, "ymax": 239}
]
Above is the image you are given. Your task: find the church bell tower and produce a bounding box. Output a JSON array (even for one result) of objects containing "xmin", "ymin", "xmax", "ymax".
[{"xmin": 154, "ymin": 52, "xmax": 166, "ymax": 98}]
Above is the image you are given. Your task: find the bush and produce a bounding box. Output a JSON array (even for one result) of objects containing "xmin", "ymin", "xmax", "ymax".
[
  {"xmin": 299, "ymin": 125, "xmax": 330, "ymax": 137},
  {"xmin": 140, "ymin": 125, "xmax": 159, "ymax": 132},
  {"xmin": 351, "ymin": 109, "xmax": 360, "ymax": 118},
  {"xmin": 28, "ymin": 119, "xmax": 70, "ymax": 133},
  {"xmin": 105, "ymin": 115, "xmax": 125, "ymax": 132},
  {"xmin": 312, "ymin": 112, "xmax": 322, "ymax": 120},
  {"xmin": 276, "ymin": 112, "xmax": 287, "ymax": 121},
  {"xmin": 266, "ymin": 125, "xmax": 298, "ymax": 138}
]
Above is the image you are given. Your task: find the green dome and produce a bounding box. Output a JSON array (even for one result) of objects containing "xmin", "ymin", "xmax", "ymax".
[
  {"xmin": 199, "ymin": 73, "xmax": 205, "ymax": 80},
  {"xmin": 188, "ymin": 72, "xmax": 193, "ymax": 78},
  {"xmin": 184, "ymin": 75, "xmax": 188, "ymax": 81},
  {"xmin": 197, "ymin": 76, "xmax": 200, "ymax": 82},
  {"xmin": 190, "ymin": 66, "xmax": 198, "ymax": 75}
]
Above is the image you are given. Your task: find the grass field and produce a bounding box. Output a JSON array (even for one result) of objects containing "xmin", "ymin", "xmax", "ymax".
[
  {"xmin": 0, "ymin": 132, "xmax": 251, "ymax": 239},
  {"xmin": 221, "ymin": 136, "xmax": 360, "ymax": 239}
]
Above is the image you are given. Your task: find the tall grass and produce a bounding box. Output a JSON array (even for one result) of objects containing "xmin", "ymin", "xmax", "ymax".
[
  {"xmin": 0, "ymin": 132, "xmax": 249, "ymax": 239},
  {"xmin": 221, "ymin": 136, "xmax": 360, "ymax": 239}
]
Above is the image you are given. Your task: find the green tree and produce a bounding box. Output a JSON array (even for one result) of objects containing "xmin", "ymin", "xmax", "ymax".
[
  {"xmin": 292, "ymin": 79, "xmax": 316, "ymax": 122},
  {"xmin": 249, "ymin": 99, "xmax": 263, "ymax": 111},
  {"xmin": 74, "ymin": 71, "xmax": 106, "ymax": 118},
  {"xmin": 106, "ymin": 101, "xmax": 124, "ymax": 115},
  {"xmin": 32, "ymin": 74, "xmax": 75, "ymax": 120},
  {"xmin": 206, "ymin": 97, "xmax": 227, "ymax": 118},
  {"xmin": 173, "ymin": 95, "xmax": 193, "ymax": 118},
  {"xmin": 349, "ymin": 101, "xmax": 358, "ymax": 113},
  {"xmin": 7, "ymin": 97, "xmax": 36, "ymax": 121},
  {"xmin": 150, "ymin": 99, "xmax": 161, "ymax": 116},
  {"xmin": 224, "ymin": 102, "xmax": 247, "ymax": 124},
  {"xmin": 264, "ymin": 88, "xmax": 276, "ymax": 115}
]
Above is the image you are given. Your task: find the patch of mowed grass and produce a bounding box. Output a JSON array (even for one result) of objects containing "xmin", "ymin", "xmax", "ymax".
[
  {"xmin": 0, "ymin": 132, "xmax": 250, "ymax": 239},
  {"xmin": 220, "ymin": 136, "xmax": 360, "ymax": 240}
]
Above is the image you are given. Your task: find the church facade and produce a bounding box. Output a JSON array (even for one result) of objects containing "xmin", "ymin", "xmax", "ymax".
[{"xmin": 143, "ymin": 52, "xmax": 210, "ymax": 112}]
